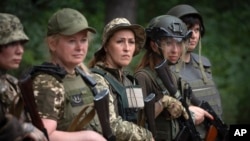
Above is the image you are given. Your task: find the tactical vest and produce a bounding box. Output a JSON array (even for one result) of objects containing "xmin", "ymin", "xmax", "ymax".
[
  {"xmin": 29, "ymin": 62, "xmax": 101, "ymax": 132},
  {"xmin": 174, "ymin": 53, "xmax": 222, "ymax": 118},
  {"xmin": 137, "ymin": 67, "xmax": 183, "ymax": 141},
  {"xmin": 58, "ymin": 74, "xmax": 99, "ymax": 131},
  {"xmin": 91, "ymin": 67, "xmax": 142, "ymax": 124}
]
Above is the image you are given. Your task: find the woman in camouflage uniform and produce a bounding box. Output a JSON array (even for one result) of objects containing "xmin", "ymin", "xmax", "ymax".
[
  {"xmin": 89, "ymin": 18, "xmax": 154, "ymax": 141},
  {"xmin": 134, "ymin": 15, "xmax": 213, "ymax": 141},
  {"xmin": 24, "ymin": 8, "xmax": 107, "ymax": 141},
  {"xmin": 0, "ymin": 13, "xmax": 47, "ymax": 141}
]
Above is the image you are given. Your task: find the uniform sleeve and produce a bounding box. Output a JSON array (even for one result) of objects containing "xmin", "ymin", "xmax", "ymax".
[
  {"xmin": 109, "ymin": 91, "xmax": 153, "ymax": 141},
  {"xmin": 33, "ymin": 74, "xmax": 64, "ymax": 121},
  {"xmin": 91, "ymin": 73, "xmax": 110, "ymax": 93}
]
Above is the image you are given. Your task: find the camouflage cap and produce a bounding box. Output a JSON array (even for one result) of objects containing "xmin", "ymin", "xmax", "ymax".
[
  {"xmin": 0, "ymin": 13, "xmax": 29, "ymax": 45},
  {"xmin": 47, "ymin": 8, "xmax": 96, "ymax": 36},
  {"xmin": 95, "ymin": 18, "xmax": 146, "ymax": 57}
]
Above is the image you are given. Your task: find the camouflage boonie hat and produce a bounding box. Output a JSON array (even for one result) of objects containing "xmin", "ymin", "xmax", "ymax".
[
  {"xmin": 0, "ymin": 13, "xmax": 29, "ymax": 45},
  {"xmin": 95, "ymin": 18, "xmax": 146, "ymax": 57},
  {"xmin": 47, "ymin": 8, "xmax": 96, "ymax": 36}
]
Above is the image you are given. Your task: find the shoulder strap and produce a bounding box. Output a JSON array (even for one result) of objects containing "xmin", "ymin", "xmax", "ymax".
[
  {"xmin": 137, "ymin": 68, "xmax": 169, "ymax": 95},
  {"xmin": 91, "ymin": 67, "xmax": 128, "ymax": 118},
  {"xmin": 191, "ymin": 53, "xmax": 209, "ymax": 84},
  {"xmin": 75, "ymin": 67, "xmax": 98, "ymax": 96},
  {"xmin": 191, "ymin": 53, "xmax": 211, "ymax": 67},
  {"xmin": 91, "ymin": 68, "xmax": 128, "ymax": 105},
  {"xmin": 136, "ymin": 68, "xmax": 157, "ymax": 86}
]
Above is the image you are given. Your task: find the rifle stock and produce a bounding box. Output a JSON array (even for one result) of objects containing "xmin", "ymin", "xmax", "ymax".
[
  {"xmin": 191, "ymin": 96, "xmax": 229, "ymax": 141},
  {"xmin": 144, "ymin": 93, "xmax": 156, "ymax": 138},
  {"xmin": 155, "ymin": 59, "xmax": 177, "ymax": 95},
  {"xmin": 94, "ymin": 89, "xmax": 116, "ymax": 141},
  {"xmin": 18, "ymin": 74, "xmax": 49, "ymax": 141},
  {"xmin": 205, "ymin": 125, "xmax": 218, "ymax": 141},
  {"xmin": 155, "ymin": 59, "xmax": 202, "ymax": 141}
]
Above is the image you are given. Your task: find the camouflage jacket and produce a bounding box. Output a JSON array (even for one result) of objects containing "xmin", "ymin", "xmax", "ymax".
[
  {"xmin": 0, "ymin": 69, "xmax": 25, "ymax": 141},
  {"xmin": 92, "ymin": 62, "xmax": 153, "ymax": 141},
  {"xmin": 0, "ymin": 69, "xmax": 22, "ymax": 116}
]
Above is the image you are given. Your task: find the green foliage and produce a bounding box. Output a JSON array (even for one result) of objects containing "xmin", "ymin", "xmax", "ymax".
[
  {"xmin": 1, "ymin": 0, "xmax": 250, "ymax": 124},
  {"xmin": 201, "ymin": 3, "xmax": 250, "ymax": 124}
]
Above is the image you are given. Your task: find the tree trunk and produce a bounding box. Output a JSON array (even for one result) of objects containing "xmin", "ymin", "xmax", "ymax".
[{"xmin": 105, "ymin": 0, "xmax": 137, "ymax": 24}]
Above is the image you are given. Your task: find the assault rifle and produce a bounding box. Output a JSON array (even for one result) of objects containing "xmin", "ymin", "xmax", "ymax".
[
  {"xmin": 144, "ymin": 93, "xmax": 156, "ymax": 138},
  {"xmin": 155, "ymin": 59, "xmax": 202, "ymax": 141},
  {"xmin": 18, "ymin": 73, "xmax": 50, "ymax": 141},
  {"xmin": 190, "ymin": 92, "xmax": 229, "ymax": 141},
  {"xmin": 94, "ymin": 89, "xmax": 116, "ymax": 141}
]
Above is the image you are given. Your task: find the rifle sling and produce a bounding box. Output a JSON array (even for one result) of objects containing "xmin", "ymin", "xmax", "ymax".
[
  {"xmin": 137, "ymin": 68, "xmax": 168, "ymax": 95},
  {"xmin": 67, "ymin": 103, "xmax": 95, "ymax": 131},
  {"xmin": 18, "ymin": 75, "xmax": 50, "ymax": 140}
]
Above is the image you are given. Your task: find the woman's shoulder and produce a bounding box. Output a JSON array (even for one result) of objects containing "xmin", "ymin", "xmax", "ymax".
[
  {"xmin": 191, "ymin": 53, "xmax": 211, "ymax": 67},
  {"xmin": 134, "ymin": 67, "xmax": 154, "ymax": 78}
]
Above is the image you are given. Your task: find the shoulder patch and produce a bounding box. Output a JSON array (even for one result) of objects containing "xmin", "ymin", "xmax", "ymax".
[{"xmin": 191, "ymin": 53, "xmax": 211, "ymax": 67}]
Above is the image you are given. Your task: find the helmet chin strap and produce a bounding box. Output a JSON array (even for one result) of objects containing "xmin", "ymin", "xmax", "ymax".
[
  {"xmin": 155, "ymin": 40, "xmax": 175, "ymax": 65},
  {"xmin": 198, "ymin": 37, "xmax": 208, "ymax": 84},
  {"xmin": 155, "ymin": 40, "xmax": 165, "ymax": 59}
]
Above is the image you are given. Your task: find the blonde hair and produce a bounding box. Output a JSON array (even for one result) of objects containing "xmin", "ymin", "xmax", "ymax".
[
  {"xmin": 78, "ymin": 62, "xmax": 91, "ymax": 75},
  {"xmin": 45, "ymin": 32, "xmax": 93, "ymax": 75}
]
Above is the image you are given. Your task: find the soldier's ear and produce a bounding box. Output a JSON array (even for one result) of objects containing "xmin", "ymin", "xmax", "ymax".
[
  {"xmin": 150, "ymin": 41, "xmax": 159, "ymax": 52},
  {"xmin": 47, "ymin": 37, "xmax": 57, "ymax": 51}
]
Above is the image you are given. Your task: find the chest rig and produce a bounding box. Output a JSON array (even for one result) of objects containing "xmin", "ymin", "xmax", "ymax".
[
  {"xmin": 91, "ymin": 67, "xmax": 143, "ymax": 123},
  {"xmin": 29, "ymin": 62, "xmax": 100, "ymax": 131}
]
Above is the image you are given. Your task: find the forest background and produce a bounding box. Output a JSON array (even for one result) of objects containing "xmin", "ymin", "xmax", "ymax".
[{"xmin": 1, "ymin": 0, "xmax": 250, "ymax": 124}]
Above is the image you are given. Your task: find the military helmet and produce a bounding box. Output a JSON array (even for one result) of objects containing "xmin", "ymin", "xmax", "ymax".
[
  {"xmin": 0, "ymin": 13, "xmax": 29, "ymax": 45},
  {"xmin": 167, "ymin": 4, "xmax": 205, "ymax": 36},
  {"xmin": 146, "ymin": 15, "xmax": 192, "ymax": 45}
]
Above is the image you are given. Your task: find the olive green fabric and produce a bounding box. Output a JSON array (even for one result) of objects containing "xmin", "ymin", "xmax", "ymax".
[
  {"xmin": 58, "ymin": 75, "xmax": 100, "ymax": 131},
  {"xmin": 47, "ymin": 8, "xmax": 96, "ymax": 36},
  {"xmin": 32, "ymin": 63, "xmax": 102, "ymax": 133},
  {"xmin": 135, "ymin": 67, "xmax": 181, "ymax": 141}
]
